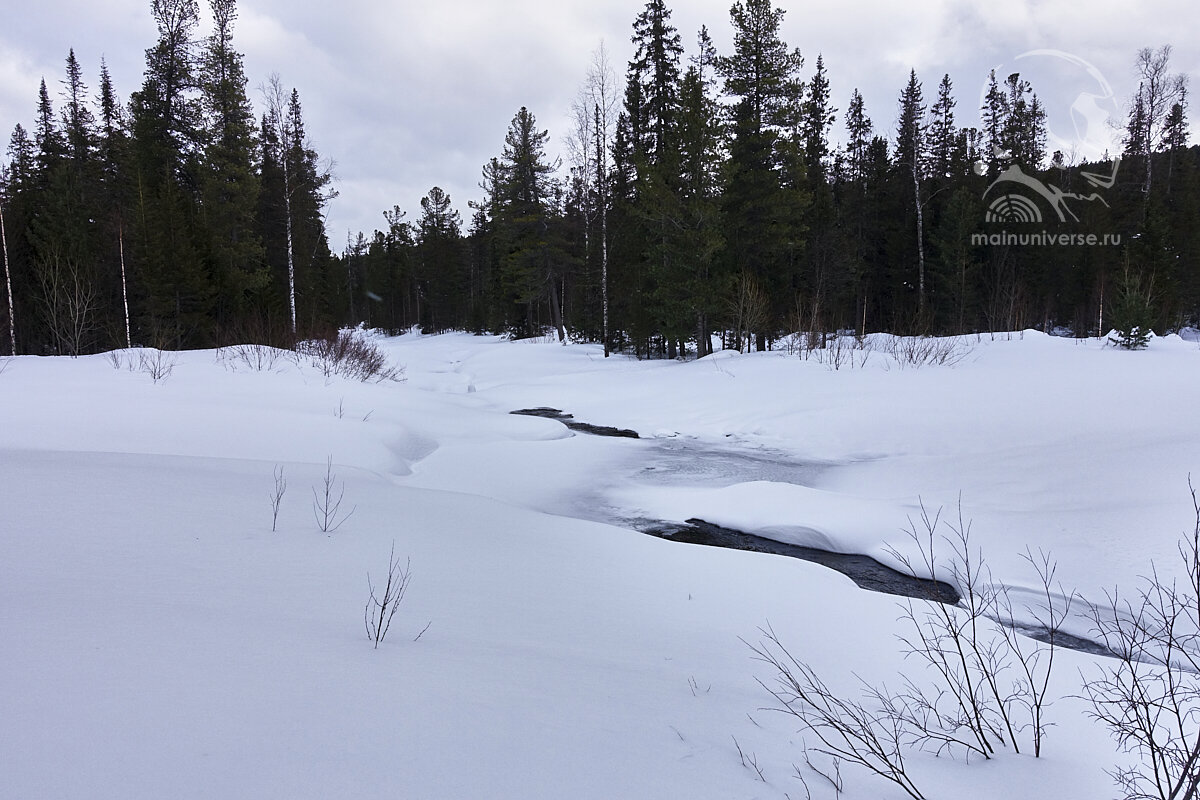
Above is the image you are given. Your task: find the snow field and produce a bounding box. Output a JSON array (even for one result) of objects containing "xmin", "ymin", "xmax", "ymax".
[{"xmin": 5, "ymin": 330, "xmax": 1196, "ymax": 798}]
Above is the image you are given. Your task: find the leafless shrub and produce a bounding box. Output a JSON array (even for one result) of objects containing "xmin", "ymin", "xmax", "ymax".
[
  {"xmin": 750, "ymin": 500, "xmax": 1073, "ymax": 798},
  {"xmin": 35, "ymin": 243, "xmax": 100, "ymax": 356},
  {"xmin": 1081, "ymin": 481, "xmax": 1200, "ymax": 800},
  {"xmin": 104, "ymin": 348, "xmax": 143, "ymax": 371},
  {"xmin": 884, "ymin": 501, "xmax": 1071, "ymax": 760},
  {"xmin": 728, "ymin": 270, "xmax": 771, "ymax": 353},
  {"xmin": 365, "ymin": 541, "xmax": 411, "ymax": 649},
  {"xmin": 312, "ymin": 455, "xmax": 355, "ymax": 533},
  {"xmin": 877, "ymin": 335, "xmax": 972, "ymax": 369},
  {"xmin": 269, "ymin": 465, "xmax": 287, "ymax": 532},
  {"xmin": 732, "ymin": 735, "xmax": 767, "ymax": 782},
  {"xmin": 747, "ymin": 623, "xmax": 924, "ymax": 800},
  {"xmin": 297, "ymin": 329, "xmax": 405, "ymax": 382},
  {"xmin": 136, "ymin": 348, "xmax": 176, "ymax": 383},
  {"xmin": 783, "ymin": 328, "xmax": 874, "ymax": 371},
  {"xmin": 217, "ymin": 342, "xmax": 291, "ymax": 372},
  {"xmin": 812, "ymin": 334, "xmax": 871, "ymax": 371}
]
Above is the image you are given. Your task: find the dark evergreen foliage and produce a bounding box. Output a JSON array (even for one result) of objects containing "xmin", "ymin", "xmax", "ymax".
[{"xmin": 1, "ymin": 0, "xmax": 1197, "ymax": 358}]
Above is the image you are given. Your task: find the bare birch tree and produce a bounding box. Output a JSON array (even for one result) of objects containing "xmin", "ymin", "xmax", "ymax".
[
  {"xmin": 1133, "ymin": 45, "xmax": 1189, "ymax": 196},
  {"xmin": 263, "ymin": 72, "xmax": 298, "ymax": 335},
  {"xmin": 0, "ymin": 199, "xmax": 14, "ymax": 355},
  {"xmin": 577, "ymin": 42, "xmax": 617, "ymax": 357}
]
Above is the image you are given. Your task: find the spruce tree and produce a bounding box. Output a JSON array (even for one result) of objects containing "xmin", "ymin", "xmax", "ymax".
[
  {"xmin": 199, "ymin": 0, "xmax": 265, "ymax": 325},
  {"xmin": 128, "ymin": 0, "xmax": 212, "ymax": 345},
  {"xmin": 495, "ymin": 107, "xmax": 562, "ymax": 338},
  {"xmin": 627, "ymin": 0, "xmax": 683, "ymax": 166},
  {"xmin": 895, "ymin": 69, "xmax": 929, "ymax": 321},
  {"xmin": 718, "ymin": 0, "xmax": 807, "ymax": 350},
  {"xmin": 801, "ymin": 54, "xmax": 836, "ymax": 181},
  {"xmin": 415, "ymin": 186, "xmax": 465, "ymax": 332}
]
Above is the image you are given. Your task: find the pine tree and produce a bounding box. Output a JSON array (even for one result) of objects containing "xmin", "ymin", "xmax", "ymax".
[
  {"xmin": 1161, "ymin": 87, "xmax": 1189, "ymax": 195},
  {"xmin": 97, "ymin": 58, "xmax": 133, "ymax": 348},
  {"xmin": 980, "ymin": 70, "xmax": 1006, "ymax": 171},
  {"xmin": 128, "ymin": 0, "xmax": 212, "ymax": 345},
  {"xmin": 627, "ymin": 0, "xmax": 683, "ymax": 166},
  {"xmin": 262, "ymin": 77, "xmax": 334, "ymax": 335},
  {"xmin": 415, "ymin": 186, "xmax": 465, "ymax": 332},
  {"xmin": 199, "ymin": 0, "xmax": 265, "ymax": 325},
  {"xmin": 927, "ymin": 73, "xmax": 958, "ymax": 179},
  {"xmin": 130, "ymin": 0, "xmax": 202, "ymax": 180},
  {"xmin": 843, "ymin": 89, "xmax": 872, "ymax": 184},
  {"xmin": 35, "ymin": 79, "xmax": 66, "ymax": 171},
  {"xmin": 1108, "ymin": 264, "xmax": 1155, "ymax": 349},
  {"xmin": 495, "ymin": 107, "xmax": 564, "ymax": 338},
  {"xmin": 718, "ymin": 0, "xmax": 807, "ymax": 350},
  {"xmin": 895, "ymin": 70, "xmax": 929, "ymax": 321},
  {"xmin": 61, "ymin": 50, "xmax": 96, "ymax": 165},
  {"xmin": 801, "ymin": 54, "xmax": 836, "ymax": 181},
  {"xmin": 1000, "ymin": 73, "xmax": 1046, "ymax": 169}
]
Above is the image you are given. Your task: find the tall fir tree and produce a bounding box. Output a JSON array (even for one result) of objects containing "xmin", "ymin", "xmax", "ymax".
[
  {"xmin": 718, "ymin": 0, "xmax": 807, "ymax": 349},
  {"xmin": 199, "ymin": 0, "xmax": 265, "ymax": 325},
  {"xmin": 128, "ymin": 0, "xmax": 212, "ymax": 345}
]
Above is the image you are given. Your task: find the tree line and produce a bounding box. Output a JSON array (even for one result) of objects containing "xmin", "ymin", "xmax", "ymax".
[
  {"xmin": 0, "ymin": 0, "xmax": 336, "ymax": 355},
  {"xmin": 2, "ymin": 0, "xmax": 1196, "ymax": 358}
]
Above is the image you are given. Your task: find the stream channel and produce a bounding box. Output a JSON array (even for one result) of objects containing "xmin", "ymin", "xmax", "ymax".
[{"xmin": 511, "ymin": 407, "xmax": 1113, "ymax": 658}]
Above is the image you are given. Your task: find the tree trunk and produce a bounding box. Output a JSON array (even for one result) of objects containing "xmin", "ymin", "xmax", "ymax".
[
  {"xmin": 914, "ymin": 167, "xmax": 926, "ymax": 323},
  {"xmin": 1, "ymin": 202, "xmax": 14, "ymax": 355},
  {"xmin": 548, "ymin": 274, "xmax": 566, "ymax": 343},
  {"xmin": 284, "ymin": 164, "xmax": 296, "ymax": 336},
  {"xmin": 118, "ymin": 219, "xmax": 131, "ymax": 349}
]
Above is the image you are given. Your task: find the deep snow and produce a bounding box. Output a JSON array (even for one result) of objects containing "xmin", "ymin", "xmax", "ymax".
[{"xmin": 4, "ymin": 329, "xmax": 1198, "ymax": 798}]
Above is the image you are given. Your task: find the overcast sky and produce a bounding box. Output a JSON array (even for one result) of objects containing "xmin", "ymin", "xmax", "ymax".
[{"xmin": 2, "ymin": 0, "xmax": 1197, "ymax": 246}]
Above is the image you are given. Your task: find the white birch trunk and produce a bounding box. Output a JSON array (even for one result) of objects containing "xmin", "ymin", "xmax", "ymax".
[
  {"xmin": 119, "ymin": 219, "xmax": 131, "ymax": 349},
  {"xmin": 1, "ymin": 202, "xmax": 14, "ymax": 355}
]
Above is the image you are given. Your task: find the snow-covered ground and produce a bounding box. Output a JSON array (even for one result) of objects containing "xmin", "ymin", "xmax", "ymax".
[{"xmin": 4, "ymin": 330, "xmax": 1198, "ymax": 798}]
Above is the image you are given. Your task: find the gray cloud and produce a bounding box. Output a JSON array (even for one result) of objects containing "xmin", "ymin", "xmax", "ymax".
[{"xmin": 2, "ymin": 0, "xmax": 1195, "ymax": 244}]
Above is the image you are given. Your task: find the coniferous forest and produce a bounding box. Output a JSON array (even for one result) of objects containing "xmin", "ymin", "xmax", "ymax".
[{"xmin": 1, "ymin": 0, "xmax": 1197, "ymax": 358}]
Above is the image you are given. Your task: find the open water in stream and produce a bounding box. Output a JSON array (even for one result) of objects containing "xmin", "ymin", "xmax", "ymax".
[{"xmin": 510, "ymin": 407, "xmax": 1115, "ymax": 658}]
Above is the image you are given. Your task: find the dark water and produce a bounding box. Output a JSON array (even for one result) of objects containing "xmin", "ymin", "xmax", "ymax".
[
  {"xmin": 511, "ymin": 407, "xmax": 1115, "ymax": 658},
  {"xmin": 643, "ymin": 518, "xmax": 962, "ymax": 604},
  {"xmin": 511, "ymin": 407, "xmax": 640, "ymax": 438}
]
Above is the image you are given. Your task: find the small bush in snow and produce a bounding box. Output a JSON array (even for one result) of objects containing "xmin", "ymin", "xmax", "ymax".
[
  {"xmin": 312, "ymin": 456, "xmax": 355, "ymax": 533},
  {"xmin": 749, "ymin": 501, "xmax": 1074, "ymax": 799},
  {"xmin": 1082, "ymin": 482, "xmax": 1200, "ymax": 800},
  {"xmin": 218, "ymin": 342, "xmax": 291, "ymax": 372},
  {"xmin": 136, "ymin": 348, "xmax": 176, "ymax": 383},
  {"xmin": 269, "ymin": 465, "xmax": 287, "ymax": 532},
  {"xmin": 877, "ymin": 334, "xmax": 972, "ymax": 369},
  {"xmin": 365, "ymin": 542, "xmax": 411, "ymax": 649},
  {"xmin": 297, "ymin": 330, "xmax": 405, "ymax": 382},
  {"xmin": 1108, "ymin": 266, "xmax": 1156, "ymax": 350}
]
